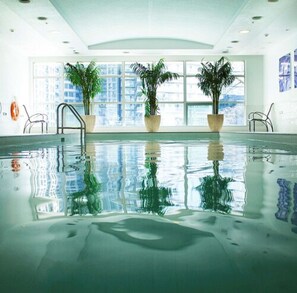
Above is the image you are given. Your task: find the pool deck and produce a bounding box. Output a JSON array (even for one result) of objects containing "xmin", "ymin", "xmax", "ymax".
[{"xmin": 0, "ymin": 131, "xmax": 296, "ymax": 147}]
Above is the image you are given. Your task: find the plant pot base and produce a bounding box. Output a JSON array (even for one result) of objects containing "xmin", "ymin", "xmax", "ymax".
[
  {"xmin": 82, "ymin": 115, "xmax": 96, "ymax": 133},
  {"xmin": 144, "ymin": 115, "xmax": 161, "ymax": 132},
  {"xmin": 207, "ymin": 114, "xmax": 224, "ymax": 132}
]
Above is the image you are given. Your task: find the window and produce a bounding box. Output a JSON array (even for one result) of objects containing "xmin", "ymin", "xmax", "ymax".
[
  {"xmin": 33, "ymin": 62, "xmax": 64, "ymax": 126},
  {"xmin": 186, "ymin": 61, "xmax": 245, "ymax": 126},
  {"xmin": 33, "ymin": 60, "xmax": 245, "ymax": 128}
]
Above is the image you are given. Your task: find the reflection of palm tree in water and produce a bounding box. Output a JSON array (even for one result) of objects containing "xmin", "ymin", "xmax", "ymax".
[
  {"xmin": 139, "ymin": 142, "xmax": 173, "ymax": 216},
  {"xmin": 69, "ymin": 160, "xmax": 102, "ymax": 215},
  {"xmin": 197, "ymin": 160, "xmax": 233, "ymax": 214},
  {"xmin": 197, "ymin": 141, "xmax": 234, "ymax": 214}
]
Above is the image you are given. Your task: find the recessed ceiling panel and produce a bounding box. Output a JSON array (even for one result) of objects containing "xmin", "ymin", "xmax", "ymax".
[
  {"xmin": 50, "ymin": 0, "xmax": 248, "ymax": 49},
  {"xmin": 89, "ymin": 38, "xmax": 213, "ymax": 50}
]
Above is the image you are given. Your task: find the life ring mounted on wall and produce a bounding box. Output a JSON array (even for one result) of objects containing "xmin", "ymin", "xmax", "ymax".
[{"xmin": 10, "ymin": 101, "xmax": 20, "ymax": 121}]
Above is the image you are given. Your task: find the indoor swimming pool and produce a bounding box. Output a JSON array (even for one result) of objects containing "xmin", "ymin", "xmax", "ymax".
[{"xmin": 0, "ymin": 134, "xmax": 296, "ymax": 292}]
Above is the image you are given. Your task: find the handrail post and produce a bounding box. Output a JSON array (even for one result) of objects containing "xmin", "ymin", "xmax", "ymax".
[{"xmin": 56, "ymin": 102, "xmax": 86, "ymax": 144}]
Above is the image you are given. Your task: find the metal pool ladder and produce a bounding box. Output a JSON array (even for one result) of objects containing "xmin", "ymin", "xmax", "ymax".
[{"xmin": 56, "ymin": 103, "xmax": 86, "ymax": 144}]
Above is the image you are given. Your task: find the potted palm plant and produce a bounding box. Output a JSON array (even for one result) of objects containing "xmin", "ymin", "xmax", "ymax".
[
  {"xmin": 130, "ymin": 58, "xmax": 179, "ymax": 132},
  {"xmin": 64, "ymin": 61, "xmax": 102, "ymax": 132},
  {"xmin": 196, "ymin": 57, "xmax": 235, "ymax": 132}
]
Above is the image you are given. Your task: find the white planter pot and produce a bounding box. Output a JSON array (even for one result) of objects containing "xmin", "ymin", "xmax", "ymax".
[
  {"xmin": 207, "ymin": 114, "xmax": 224, "ymax": 132},
  {"xmin": 81, "ymin": 115, "xmax": 96, "ymax": 133},
  {"xmin": 144, "ymin": 115, "xmax": 161, "ymax": 132}
]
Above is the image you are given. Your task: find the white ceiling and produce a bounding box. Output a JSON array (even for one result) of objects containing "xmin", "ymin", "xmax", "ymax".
[{"xmin": 0, "ymin": 0, "xmax": 297, "ymax": 56}]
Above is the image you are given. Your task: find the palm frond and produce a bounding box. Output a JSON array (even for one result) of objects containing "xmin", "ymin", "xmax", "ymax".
[
  {"xmin": 130, "ymin": 58, "xmax": 180, "ymax": 115},
  {"xmin": 196, "ymin": 57, "xmax": 235, "ymax": 114},
  {"xmin": 64, "ymin": 61, "xmax": 102, "ymax": 115}
]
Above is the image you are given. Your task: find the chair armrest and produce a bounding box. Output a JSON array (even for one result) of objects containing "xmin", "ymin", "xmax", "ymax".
[
  {"xmin": 248, "ymin": 111, "xmax": 267, "ymax": 120},
  {"xmin": 29, "ymin": 113, "xmax": 48, "ymax": 121}
]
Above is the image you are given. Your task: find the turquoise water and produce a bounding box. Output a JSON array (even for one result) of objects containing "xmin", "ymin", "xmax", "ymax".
[{"xmin": 0, "ymin": 137, "xmax": 296, "ymax": 292}]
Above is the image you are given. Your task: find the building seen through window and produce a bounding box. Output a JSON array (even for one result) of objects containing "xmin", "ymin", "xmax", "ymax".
[{"xmin": 33, "ymin": 61, "xmax": 245, "ymax": 128}]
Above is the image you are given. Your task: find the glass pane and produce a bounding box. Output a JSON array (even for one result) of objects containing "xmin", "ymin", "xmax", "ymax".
[
  {"xmin": 34, "ymin": 63, "xmax": 63, "ymax": 76},
  {"xmin": 186, "ymin": 62, "xmax": 202, "ymax": 75},
  {"xmin": 222, "ymin": 77, "xmax": 245, "ymax": 102},
  {"xmin": 187, "ymin": 105, "xmax": 211, "ymax": 126},
  {"xmin": 125, "ymin": 62, "xmax": 138, "ymax": 75},
  {"xmin": 64, "ymin": 81, "xmax": 82, "ymax": 102},
  {"xmin": 97, "ymin": 63, "xmax": 122, "ymax": 75},
  {"xmin": 33, "ymin": 78, "xmax": 64, "ymax": 126},
  {"xmin": 125, "ymin": 77, "xmax": 143, "ymax": 102},
  {"xmin": 187, "ymin": 104, "xmax": 245, "ymax": 126},
  {"xmin": 186, "ymin": 77, "xmax": 210, "ymax": 102},
  {"xmin": 63, "ymin": 105, "xmax": 84, "ymax": 127},
  {"xmin": 220, "ymin": 103, "xmax": 245, "ymax": 126},
  {"xmin": 127, "ymin": 61, "xmax": 183, "ymax": 75},
  {"xmin": 95, "ymin": 77, "xmax": 122, "ymax": 102},
  {"xmin": 94, "ymin": 104, "xmax": 123, "ymax": 126},
  {"xmin": 165, "ymin": 62, "xmax": 184, "ymax": 75},
  {"xmin": 187, "ymin": 61, "xmax": 244, "ymax": 76},
  {"xmin": 158, "ymin": 78, "xmax": 183, "ymax": 102},
  {"xmin": 34, "ymin": 78, "xmax": 63, "ymax": 103},
  {"xmin": 159, "ymin": 103, "xmax": 184, "ymax": 126},
  {"xmin": 231, "ymin": 61, "xmax": 245, "ymax": 75},
  {"xmin": 125, "ymin": 104, "xmax": 144, "ymax": 126}
]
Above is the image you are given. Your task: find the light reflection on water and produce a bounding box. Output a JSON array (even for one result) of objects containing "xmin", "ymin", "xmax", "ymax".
[{"xmin": 1, "ymin": 139, "xmax": 297, "ymax": 234}]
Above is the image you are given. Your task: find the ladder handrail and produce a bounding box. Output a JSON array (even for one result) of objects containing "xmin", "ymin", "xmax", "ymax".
[{"xmin": 56, "ymin": 103, "xmax": 86, "ymax": 143}]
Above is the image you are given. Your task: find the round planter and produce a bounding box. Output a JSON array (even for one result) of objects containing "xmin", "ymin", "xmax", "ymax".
[
  {"xmin": 144, "ymin": 115, "xmax": 161, "ymax": 132},
  {"xmin": 207, "ymin": 114, "xmax": 224, "ymax": 132}
]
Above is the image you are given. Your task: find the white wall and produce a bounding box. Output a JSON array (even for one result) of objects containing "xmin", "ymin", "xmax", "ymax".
[
  {"xmin": 0, "ymin": 40, "xmax": 29, "ymax": 135},
  {"xmin": 245, "ymin": 55, "xmax": 264, "ymax": 118},
  {"xmin": 263, "ymin": 32, "xmax": 297, "ymax": 133}
]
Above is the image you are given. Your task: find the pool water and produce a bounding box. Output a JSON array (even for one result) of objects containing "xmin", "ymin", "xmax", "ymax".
[{"xmin": 0, "ymin": 137, "xmax": 296, "ymax": 292}]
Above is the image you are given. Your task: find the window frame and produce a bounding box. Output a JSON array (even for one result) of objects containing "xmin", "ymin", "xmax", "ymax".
[{"xmin": 32, "ymin": 60, "xmax": 246, "ymax": 129}]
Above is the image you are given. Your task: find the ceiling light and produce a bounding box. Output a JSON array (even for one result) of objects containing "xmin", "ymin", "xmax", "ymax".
[
  {"xmin": 63, "ymin": 41, "xmax": 69, "ymax": 44},
  {"xmin": 240, "ymin": 30, "xmax": 250, "ymax": 34},
  {"xmin": 268, "ymin": 0, "xmax": 278, "ymax": 2},
  {"xmin": 37, "ymin": 16, "xmax": 47, "ymax": 21},
  {"xmin": 252, "ymin": 16, "xmax": 262, "ymax": 20},
  {"xmin": 19, "ymin": 0, "xmax": 31, "ymax": 3},
  {"xmin": 231, "ymin": 40, "xmax": 239, "ymax": 43}
]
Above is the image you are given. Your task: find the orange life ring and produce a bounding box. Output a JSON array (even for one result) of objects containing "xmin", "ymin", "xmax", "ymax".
[{"xmin": 10, "ymin": 101, "xmax": 20, "ymax": 121}]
